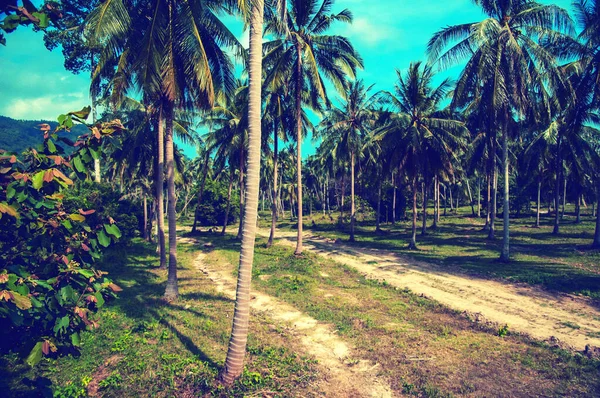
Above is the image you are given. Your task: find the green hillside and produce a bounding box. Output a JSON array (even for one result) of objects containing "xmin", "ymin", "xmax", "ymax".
[{"xmin": 0, "ymin": 115, "xmax": 86, "ymax": 153}]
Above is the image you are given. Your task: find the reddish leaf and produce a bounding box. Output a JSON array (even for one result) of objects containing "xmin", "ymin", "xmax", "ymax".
[
  {"xmin": 42, "ymin": 341, "xmax": 50, "ymax": 355},
  {"xmin": 92, "ymin": 127, "xmax": 101, "ymax": 140},
  {"xmin": 78, "ymin": 209, "xmax": 96, "ymax": 216},
  {"xmin": 43, "ymin": 170, "xmax": 54, "ymax": 183},
  {"xmin": 81, "ymin": 243, "xmax": 90, "ymax": 252},
  {"xmin": 0, "ymin": 274, "xmax": 8, "ymax": 283},
  {"xmin": 61, "ymin": 255, "xmax": 69, "ymax": 265},
  {"xmin": 39, "ymin": 124, "xmax": 51, "ymax": 132},
  {"xmin": 108, "ymin": 283, "xmax": 123, "ymax": 292},
  {"xmin": 85, "ymin": 295, "xmax": 97, "ymax": 303},
  {"xmin": 9, "ymin": 155, "xmax": 16, "ymax": 164}
]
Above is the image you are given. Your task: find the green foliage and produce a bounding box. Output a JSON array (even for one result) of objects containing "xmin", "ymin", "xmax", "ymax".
[
  {"xmin": 194, "ymin": 178, "xmax": 240, "ymax": 227},
  {"xmin": 497, "ymin": 324, "xmax": 509, "ymax": 337},
  {"xmin": 0, "ymin": 107, "xmax": 125, "ymax": 365},
  {"xmin": 0, "ymin": 115, "xmax": 85, "ymax": 154},
  {"xmin": 0, "ymin": 1, "xmax": 63, "ymax": 45}
]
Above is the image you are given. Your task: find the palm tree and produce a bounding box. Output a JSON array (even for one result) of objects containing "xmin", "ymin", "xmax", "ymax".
[
  {"xmin": 428, "ymin": 0, "xmax": 573, "ymax": 262},
  {"xmin": 88, "ymin": 0, "xmax": 239, "ymax": 299},
  {"xmin": 318, "ymin": 80, "xmax": 377, "ymax": 241},
  {"xmin": 379, "ymin": 62, "xmax": 467, "ymax": 249},
  {"xmin": 221, "ymin": 0, "xmax": 264, "ymax": 385},
  {"xmin": 263, "ymin": 0, "xmax": 362, "ymax": 254}
]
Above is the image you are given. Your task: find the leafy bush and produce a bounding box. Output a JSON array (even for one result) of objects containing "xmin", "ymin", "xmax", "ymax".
[
  {"xmin": 63, "ymin": 183, "xmax": 142, "ymax": 244},
  {"xmin": 195, "ymin": 178, "xmax": 240, "ymax": 227},
  {"xmin": 0, "ymin": 107, "xmax": 124, "ymax": 365}
]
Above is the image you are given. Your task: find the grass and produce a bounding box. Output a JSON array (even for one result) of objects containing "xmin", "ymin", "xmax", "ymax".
[
  {"xmin": 201, "ymin": 233, "xmax": 600, "ymax": 397},
  {"xmin": 0, "ymin": 238, "xmax": 320, "ymax": 397},
  {"xmin": 262, "ymin": 204, "xmax": 600, "ymax": 299}
]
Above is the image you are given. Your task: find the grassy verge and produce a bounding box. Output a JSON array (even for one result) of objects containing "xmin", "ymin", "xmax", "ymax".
[
  {"xmin": 260, "ymin": 206, "xmax": 600, "ymax": 299},
  {"xmin": 202, "ymin": 233, "xmax": 600, "ymax": 397},
  {"xmin": 1, "ymin": 238, "xmax": 320, "ymax": 397}
]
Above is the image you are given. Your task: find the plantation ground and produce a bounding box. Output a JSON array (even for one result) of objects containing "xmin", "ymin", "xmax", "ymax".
[{"xmin": 2, "ymin": 207, "xmax": 600, "ymax": 397}]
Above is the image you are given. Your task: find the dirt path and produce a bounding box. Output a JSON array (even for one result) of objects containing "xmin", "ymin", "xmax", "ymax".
[
  {"xmin": 261, "ymin": 230, "xmax": 600, "ymax": 351},
  {"xmin": 178, "ymin": 236, "xmax": 394, "ymax": 398}
]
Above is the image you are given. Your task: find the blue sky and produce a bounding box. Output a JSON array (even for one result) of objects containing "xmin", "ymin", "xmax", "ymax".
[{"xmin": 0, "ymin": 0, "xmax": 573, "ymax": 158}]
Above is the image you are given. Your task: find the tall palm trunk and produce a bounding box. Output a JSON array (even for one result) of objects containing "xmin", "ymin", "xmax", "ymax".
[
  {"xmin": 267, "ymin": 125, "xmax": 278, "ymax": 247},
  {"xmin": 156, "ymin": 106, "xmax": 167, "ymax": 269},
  {"xmin": 488, "ymin": 146, "xmax": 497, "ymax": 239},
  {"xmin": 237, "ymin": 147, "xmax": 245, "ymax": 240},
  {"xmin": 164, "ymin": 103, "xmax": 179, "ymax": 300},
  {"xmin": 350, "ymin": 151, "xmax": 356, "ymax": 242},
  {"xmin": 562, "ymin": 178, "xmax": 567, "ymax": 219},
  {"xmin": 576, "ymin": 193, "xmax": 581, "ymax": 224},
  {"xmin": 294, "ymin": 43, "xmax": 304, "ymax": 255},
  {"xmin": 593, "ymin": 181, "xmax": 600, "ymax": 248},
  {"xmin": 553, "ymin": 134, "xmax": 562, "ymax": 234},
  {"xmin": 392, "ymin": 172, "xmax": 397, "ymax": 225},
  {"xmin": 143, "ymin": 195, "xmax": 148, "ymax": 241},
  {"xmin": 221, "ymin": 172, "xmax": 234, "ymax": 235},
  {"xmin": 409, "ymin": 176, "xmax": 418, "ymax": 250},
  {"xmin": 433, "ymin": 175, "xmax": 439, "ymax": 228},
  {"xmin": 376, "ymin": 178, "xmax": 382, "ymax": 232},
  {"xmin": 536, "ymin": 178, "xmax": 541, "ymax": 228},
  {"xmin": 222, "ymin": 1, "xmax": 264, "ymax": 383},
  {"xmin": 191, "ymin": 153, "xmax": 210, "ymax": 233},
  {"xmin": 91, "ymin": 54, "xmax": 101, "ymax": 184},
  {"xmin": 466, "ymin": 179, "xmax": 475, "ymax": 216},
  {"xmin": 500, "ymin": 127, "xmax": 510, "ymax": 262},
  {"xmin": 483, "ymin": 170, "xmax": 491, "ymax": 230},
  {"xmin": 421, "ymin": 180, "xmax": 427, "ymax": 235}
]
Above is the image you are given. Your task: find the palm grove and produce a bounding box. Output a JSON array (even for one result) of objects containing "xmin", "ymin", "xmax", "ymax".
[{"xmin": 1, "ymin": 0, "xmax": 600, "ymax": 385}]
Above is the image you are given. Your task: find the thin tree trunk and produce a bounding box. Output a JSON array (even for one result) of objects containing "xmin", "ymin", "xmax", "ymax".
[
  {"xmin": 500, "ymin": 127, "xmax": 510, "ymax": 262},
  {"xmin": 576, "ymin": 192, "xmax": 581, "ymax": 224},
  {"xmin": 421, "ymin": 180, "xmax": 427, "ymax": 235},
  {"xmin": 553, "ymin": 135, "xmax": 562, "ymax": 235},
  {"xmin": 449, "ymin": 185, "xmax": 454, "ymax": 211},
  {"xmin": 433, "ymin": 176, "xmax": 438, "ymax": 228},
  {"xmin": 444, "ymin": 184, "xmax": 448, "ymax": 216},
  {"xmin": 294, "ymin": 44, "xmax": 304, "ymax": 255},
  {"xmin": 237, "ymin": 147, "xmax": 245, "ymax": 240},
  {"xmin": 164, "ymin": 102, "xmax": 178, "ymax": 300},
  {"xmin": 477, "ymin": 176, "xmax": 481, "ymax": 218},
  {"xmin": 191, "ymin": 153, "xmax": 210, "ymax": 233},
  {"xmin": 536, "ymin": 179, "xmax": 541, "ymax": 228},
  {"xmin": 483, "ymin": 170, "xmax": 491, "ymax": 230},
  {"xmin": 91, "ymin": 54, "xmax": 101, "ymax": 184},
  {"xmin": 488, "ymin": 153, "xmax": 497, "ymax": 240},
  {"xmin": 562, "ymin": 178, "xmax": 567, "ymax": 220},
  {"xmin": 222, "ymin": 1, "xmax": 264, "ymax": 383},
  {"xmin": 350, "ymin": 151, "xmax": 356, "ymax": 242},
  {"xmin": 467, "ymin": 179, "xmax": 475, "ymax": 216},
  {"xmin": 376, "ymin": 178, "xmax": 382, "ymax": 232},
  {"xmin": 392, "ymin": 172, "xmax": 397, "ymax": 225},
  {"xmin": 409, "ymin": 176, "xmax": 418, "ymax": 250},
  {"xmin": 221, "ymin": 172, "xmax": 234, "ymax": 235},
  {"xmin": 156, "ymin": 106, "xmax": 167, "ymax": 269},
  {"xmin": 267, "ymin": 125, "xmax": 278, "ymax": 247},
  {"xmin": 594, "ymin": 182, "xmax": 600, "ymax": 248},
  {"xmin": 143, "ymin": 195, "xmax": 148, "ymax": 241}
]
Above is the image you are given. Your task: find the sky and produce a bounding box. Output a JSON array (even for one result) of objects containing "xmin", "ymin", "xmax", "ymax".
[{"xmin": 0, "ymin": 0, "xmax": 573, "ymax": 159}]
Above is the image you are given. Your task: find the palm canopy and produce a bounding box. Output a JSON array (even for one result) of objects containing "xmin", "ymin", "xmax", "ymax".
[
  {"xmin": 262, "ymin": 0, "xmax": 363, "ymax": 108},
  {"xmin": 379, "ymin": 62, "xmax": 468, "ymax": 180},
  {"xmin": 428, "ymin": 0, "xmax": 574, "ymax": 126},
  {"xmin": 87, "ymin": 0, "xmax": 240, "ymax": 110}
]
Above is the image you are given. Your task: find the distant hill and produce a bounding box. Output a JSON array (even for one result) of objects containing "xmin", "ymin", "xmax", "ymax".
[{"xmin": 0, "ymin": 115, "xmax": 87, "ymax": 154}]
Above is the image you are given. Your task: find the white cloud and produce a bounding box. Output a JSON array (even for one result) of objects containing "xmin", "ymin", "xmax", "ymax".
[{"xmin": 5, "ymin": 93, "xmax": 89, "ymax": 121}]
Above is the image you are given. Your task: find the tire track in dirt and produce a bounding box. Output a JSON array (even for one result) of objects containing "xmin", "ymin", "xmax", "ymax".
[
  {"xmin": 178, "ymin": 236, "xmax": 394, "ymax": 398},
  {"xmin": 263, "ymin": 230, "xmax": 600, "ymax": 351}
]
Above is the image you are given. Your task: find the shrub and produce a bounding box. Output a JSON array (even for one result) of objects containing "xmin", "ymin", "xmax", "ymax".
[{"xmin": 194, "ymin": 178, "xmax": 240, "ymax": 227}]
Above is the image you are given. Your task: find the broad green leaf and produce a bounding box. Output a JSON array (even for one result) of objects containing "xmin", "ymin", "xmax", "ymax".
[
  {"xmin": 94, "ymin": 292, "xmax": 105, "ymax": 308},
  {"xmin": 47, "ymin": 139, "xmax": 56, "ymax": 154},
  {"xmin": 77, "ymin": 269, "xmax": 94, "ymax": 278},
  {"xmin": 71, "ymin": 332, "xmax": 81, "ymax": 346},
  {"xmin": 12, "ymin": 292, "xmax": 32, "ymax": 310},
  {"xmin": 104, "ymin": 224, "xmax": 121, "ymax": 239},
  {"xmin": 69, "ymin": 214, "xmax": 85, "ymax": 222},
  {"xmin": 97, "ymin": 230, "xmax": 110, "ymax": 247},
  {"xmin": 32, "ymin": 171, "xmax": 44, "ymax": 190},
  {"xmin": 61, "ymin": 219, "xmax": 73, "ymax": 231},
  {"xmin": 73, "ymin": 157, "xmax": 85, "ymax": 173},
  {"xmin": 69, "ymin": 107, "xmax": 91, "ymax": 120},
  {"xmin": 26, "ymin": 342, "xmax": 43, "ymax": 366}
]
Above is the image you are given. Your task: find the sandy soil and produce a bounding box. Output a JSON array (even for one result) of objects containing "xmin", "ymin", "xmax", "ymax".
[
  {"xmin": 262, "ymin": 230, "xmax": 600, "ymax": 352},
  {"xmin": 179, "ymin": 236, "xmax": 394, "ymax": 398}
]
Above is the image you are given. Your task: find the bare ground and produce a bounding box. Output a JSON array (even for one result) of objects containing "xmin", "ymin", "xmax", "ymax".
[
  {"xmin": 178, "ymin": 236, "xmax": 394, "ymax": 398},
  {"xmin": 261, "ymin": 229, "xmax": 600, "ymax": 351}
]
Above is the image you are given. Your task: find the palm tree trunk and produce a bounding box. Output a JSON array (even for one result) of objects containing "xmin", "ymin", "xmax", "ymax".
[
  {"xmin": 536, "ymin": 179, "xmax": 541, "ymax": 228},
  {"xmin": 192, "ymin": 153, "xmax": 210, "ymax": 233},
  {"xmin": 483, "ymin": 170, "xmax": 491, "ymax": 230},
  {"xmin": 421, "ymin": 180, "xmax": 427, "ymax": 235},
  {"xmin": 594, "ymin": 181, "xmax": 600, "ymax": 248},
  {"xmin": 237, "ymin": 147, "xmax": 245, "ymax": 240},
  {"xmin": 392, "ymin": 172, "xmax": 397, "ymax": 225},
  {"xmin": 443, "ymin": 184, "xmax": 448, "ymax": 216},
  {"xmin": 222, "ymin": 1, "xmax": 264, "ymax": 383},
  {"xmin": 409, "ymin": 176, "xmax": 418, "ymax": 250},
  {"xmin": 500, "ymin": 127, "xmax": 510, "ymax": 262},
  {"xmin": 267, "ymin": 125, "xmax": 279, "ymax": 247},
  {"xmin": 562, "ymin": 178, "xmax": 567, "ymax": 220},
  {"xmin": 553, "ymin": 138, "xmax": 562, "ymax": 234},
  {"xmin": 376, "ymin": 178, "xmax": 382, "ymax": 232},
  {"xmin": 576, "ymin": 192, "xmax": 581, "ymax": 224},
  {"xmin": 164, "ymin": 103, "xmax": 179, "ymax": 300},
  {"xmin": 143, "ymin": 195, "xmax": 148, "ymax": 241},
  {"xmin": 294, "ymin": 44, "xmax": 304, "ymax": 256},
  {"xmin": 350, "ymin": 151, "xmax": 356, "ymax": 242},
  {"xmin": 433, "ymin": 176, "xmax": 438, "ymax": 229},
  {"xmin": 449, "ymin": 185, "xmax": 454, "ymax": 211},
  {"xmin": 488, "ymin": 152, "xmax": 497, "ymax": 240},
  {"xmin": 467, "ymin": 179, "xmax": 475, "ymax": 216},
  {"xmin": 91, "ymin": 55, "xmax": 101, "ymax": 184},
  {"xmin": 221, "ymin": 172, "xmax": 234, "ymax": 235},
  {"xmin": 156, "ymin": 106, "xmax": 167, "ymax": 269}
]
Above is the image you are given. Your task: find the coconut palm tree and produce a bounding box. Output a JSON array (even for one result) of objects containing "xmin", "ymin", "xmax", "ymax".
[
  {"xmin": 379, "ymin": 62, "xmax": 467, "ymax": 249},
  {"xmin": 263, "ymin": 0, "xmax": 362, "ymax": 254},
  {"xmin": 221, "ymin": 0, "xmax": 264, "ymax": 385},
  {"xmin": 88, "ymin": 0, "xmax": 239, "ymax": 299},
  {"xmin": 318, "ymin": 80, "xmax": 378, "ymax": 241},
  {"xmin": 428, "ymin": 0, "xmax": 573, "ymax": 261}
]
